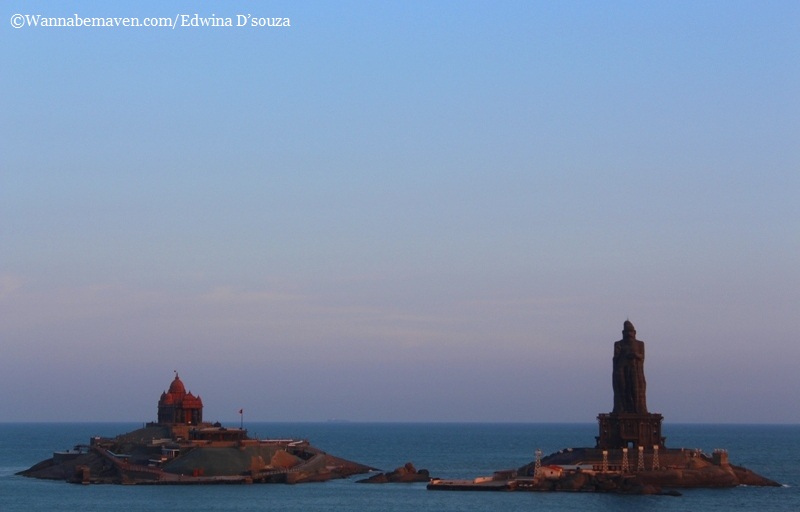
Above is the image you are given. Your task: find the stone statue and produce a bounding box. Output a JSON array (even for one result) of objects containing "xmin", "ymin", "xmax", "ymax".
[{"xmin": 612, "ymin": 320, "xmax": 647, "ymax": 413}]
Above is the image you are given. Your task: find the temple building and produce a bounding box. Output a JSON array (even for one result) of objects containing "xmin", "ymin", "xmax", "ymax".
[
  {"xmin": 596, "ymin": 321, "xmax": 665, "ymax": 450},
  {"xmin": 157, "ymin": 373, "xmax": 203, "ymax": 425}
]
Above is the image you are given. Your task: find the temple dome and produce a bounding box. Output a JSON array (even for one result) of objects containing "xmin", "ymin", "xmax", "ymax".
[
  {"xmin": 168, "ymin": 375, "xmax": 186, "ymax": 395},
  {"xmin": 623, "ymin": 320, "xmax": 636, "ymax": 333}
]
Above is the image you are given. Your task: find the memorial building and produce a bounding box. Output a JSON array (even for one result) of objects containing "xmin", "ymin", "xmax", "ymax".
[{"xmin": 157, "ymin": 373, "xmax": 203, "ymax": 425}]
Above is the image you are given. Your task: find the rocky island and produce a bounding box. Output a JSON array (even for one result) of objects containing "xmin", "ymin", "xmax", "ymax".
[
  {"xmin": 357, "ymin": 462, "xmax": 432, "ymax": 483},
  {"xmin": 428, "ymin": 321, "xmax": 780, "ymax": 494},
  {"xmin": 19, "ymin": 374, "xmax": 373, "ymax": 484}
]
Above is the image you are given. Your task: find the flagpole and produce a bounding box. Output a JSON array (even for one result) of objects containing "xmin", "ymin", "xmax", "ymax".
[{"xmin": 240, "ymin": 409, "xmax": 244, "ymax": 431}]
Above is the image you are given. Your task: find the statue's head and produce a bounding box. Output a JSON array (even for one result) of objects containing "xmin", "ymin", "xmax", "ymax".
[{"xmin": 623, "ymin": 320, "xmax": 636, "ymax": 339}]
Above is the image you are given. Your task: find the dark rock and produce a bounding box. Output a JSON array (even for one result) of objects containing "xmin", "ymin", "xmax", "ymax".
[
  {"xmin": 357, "ymin": 462, "xmax": 432, "ymax": 483},
  {"xmin": 731, "ymin": 465, "xmax": 781, "ymax": 487}
]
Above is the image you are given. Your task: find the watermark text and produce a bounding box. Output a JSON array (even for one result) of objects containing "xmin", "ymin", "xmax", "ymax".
[{"xmin": 10, "ymin": 13, "xmax": 291, "ymax": 30}]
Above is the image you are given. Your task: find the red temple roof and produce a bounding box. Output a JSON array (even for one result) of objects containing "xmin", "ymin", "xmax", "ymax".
[
  {"xmin": 159, "ymin": 374, "xmax": 203, "ymax": 409},
  {"xmin": 168, "ymin": 374, "xmax": 186, "ymax": 395}
]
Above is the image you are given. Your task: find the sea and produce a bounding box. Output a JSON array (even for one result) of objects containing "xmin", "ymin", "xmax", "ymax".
[{"xmin": 1, "ymin": 422, "xmax": 798, "ymax": 511}]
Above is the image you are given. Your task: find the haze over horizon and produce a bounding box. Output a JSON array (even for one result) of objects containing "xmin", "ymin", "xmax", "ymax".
[{"xmin": 2, "ymin": 1, "xmax": 798, "ymax": 424}]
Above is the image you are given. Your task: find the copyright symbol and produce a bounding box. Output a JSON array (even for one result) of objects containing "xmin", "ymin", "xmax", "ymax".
[{"xmin": 10, "ymin": 14, "xmax": 25, "ymax": 29}]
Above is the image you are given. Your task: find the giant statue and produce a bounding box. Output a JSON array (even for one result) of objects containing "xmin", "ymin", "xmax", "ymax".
[
  {"xmin": 596, "ymin": 320, "xmax": 664, "ymax": 449},
  {"xmin": 612, "ymin": 320, "xmax": 647, "ymax": 414}
]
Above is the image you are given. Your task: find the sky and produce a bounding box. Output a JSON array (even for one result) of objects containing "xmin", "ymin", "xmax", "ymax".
[{"xmin": 1, "ymin": 1, "xmax": 798, "ymax": 424}]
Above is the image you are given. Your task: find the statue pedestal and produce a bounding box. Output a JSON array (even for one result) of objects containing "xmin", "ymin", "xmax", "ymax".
[{"xmin": 596, "ymin": 412, "xmax": 665, "ymax": 450}]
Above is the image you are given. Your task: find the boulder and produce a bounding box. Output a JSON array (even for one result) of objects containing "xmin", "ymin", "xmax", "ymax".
[{"xmin": 357, "ymin": 462, "xmax": 432, "ymax": 483}]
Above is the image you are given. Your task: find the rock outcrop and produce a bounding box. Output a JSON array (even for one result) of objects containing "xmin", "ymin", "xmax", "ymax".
[
  {"xmin": 357, "ymin": 462, "xmax": 432, "ymax": 483},
  {"xmin": 18, "ymin": 425, "xmax": 373, "ymax": 485}
]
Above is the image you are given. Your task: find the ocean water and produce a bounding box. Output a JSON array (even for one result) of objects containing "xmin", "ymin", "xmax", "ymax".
[{"xmin": 1, "ymin": 422, "xmax": 798, "ymax": 511}]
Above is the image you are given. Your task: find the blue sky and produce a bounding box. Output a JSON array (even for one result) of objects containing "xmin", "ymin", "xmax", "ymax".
[{"xmin": 1, "ymin": 1, "xmax": 798, "ymax": 423}]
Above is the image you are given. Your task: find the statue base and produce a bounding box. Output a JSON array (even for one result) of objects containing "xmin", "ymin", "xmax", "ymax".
[{"xmin": 596, "ymin": 412, "xmax": 665, "ymax": 450}]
